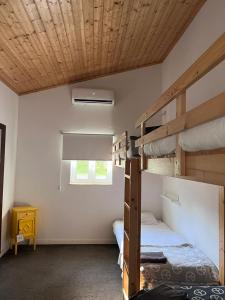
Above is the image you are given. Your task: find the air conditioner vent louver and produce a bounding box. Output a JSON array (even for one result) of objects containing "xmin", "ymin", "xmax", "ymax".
[
  {"xmin": 72, "ymin": 88, "xmax": 114, "ymax": 106},
  {"xmin": 74, "ymin": 99, "xmax": 113, "ymax": 104}
]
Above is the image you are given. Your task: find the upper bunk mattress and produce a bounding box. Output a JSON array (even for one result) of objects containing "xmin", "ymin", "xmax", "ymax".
[
  {"xmin": 143, "ymin": 116, "xmax": 225, "ymax": 156},
  {"xmin": 179, "ymin": 116, "xmax": 225, "ymax": 152},
  {"xmin": 143, "ymin": 135, "xmax": 176, "ymax": 157}
]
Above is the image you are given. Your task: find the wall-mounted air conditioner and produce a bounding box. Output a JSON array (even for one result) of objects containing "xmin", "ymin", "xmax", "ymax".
[{"xmin": 72, "ymin": 88, "xmax": 114, "ymax": 106}]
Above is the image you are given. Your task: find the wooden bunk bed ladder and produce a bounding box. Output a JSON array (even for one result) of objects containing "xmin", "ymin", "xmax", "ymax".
[{"xmin": 123, "ymin": 158, "xmax": 141, "ymax": 300}]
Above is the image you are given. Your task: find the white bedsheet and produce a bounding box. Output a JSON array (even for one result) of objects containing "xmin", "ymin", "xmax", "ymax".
[
  {"xmin": 179, "ymin": 116, "xmax": 225, "ymax": 152},
  {"xmin": 143, "ymin": 116, "xmax": 225, "ymax": 156},
  {"xmin": 143, "ymin": 135, "xmax": 176, "ymax": 156},
  {"xmin": 113, "ymin": 220, "xmax": 189, "ymax": 267}
]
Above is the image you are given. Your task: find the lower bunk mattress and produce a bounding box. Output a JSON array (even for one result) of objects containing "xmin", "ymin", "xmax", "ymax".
[
  {"xmin": 140, "ymin": 246, "xmax": 219, "ymax": 287},
  {"xmin": 113, "ymin": 220, "xmax": 219, "ymax": 287},
  {"xmin": 178, "ymin": 285, "xmax": 225, "ymax": 299},
  {"xmin": 131, "ymin": 285, "xmax": 225, "ymax": 300}
]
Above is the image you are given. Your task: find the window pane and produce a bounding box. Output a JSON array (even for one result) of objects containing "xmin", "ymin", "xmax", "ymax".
[
  {"xmin": 76, "ymin": 161, "xmax": 88, "ymax": 179},
  {"xmin": 95, "ymin": 161, "xmax": 108, "ymax": 179},
  {"xmin": 70, "ymin": 160, "xmax": 112, "ymax": 185}
]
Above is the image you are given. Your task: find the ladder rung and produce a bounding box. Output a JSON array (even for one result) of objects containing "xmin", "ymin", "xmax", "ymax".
[
  {"xmin": 124, "ymin": 229, "xmax": 129, "ymax": 241},
  {"xmin": 123, "ymin": 289, "xmax": 129, "ymax": 300},
  {"xmin": 124, "ymin": 202, "xmax": 130, "ymax": 210},
  {"xmin": 125, "ymin": 160, "xmax": 130, "ymax": 175},
  {"xmin": 124, "ymin": 260, "xmax": 129, "ymax": 275}
]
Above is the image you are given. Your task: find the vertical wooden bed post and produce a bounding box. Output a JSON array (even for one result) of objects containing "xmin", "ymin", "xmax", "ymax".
[
  {"xmin": 118, "ymin": 142, "xmax": 122, "ymax": 166},
  {"xmin": 113, "ymin": 144, "xmax": 117, "ymax": 165},
  {"xmin": 0, "ymin": 124, "xmax": 6, "ymax": 249},
  {"xmin": 175, "ymin": 92, "xmax": 186, "ymax": 176},
  {"xmin": 123, "ymin": 158, "xmax": 141, "ymax": 299},
  {"xmin": 141, "ymin": 123, "xmax": 147, "ymax": 170},
  {"xmin": 112, "ymin": 131, "xmax": 128, "ymax": 167},
  {"xmin": 219, "ymin": 186, "xmax": 225, "ymax": 284}
]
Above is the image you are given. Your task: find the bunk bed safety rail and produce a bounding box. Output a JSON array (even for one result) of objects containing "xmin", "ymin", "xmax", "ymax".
[
  {"xmin": 135, "ymin": 31, "xmax": 225, "ymax": 128},
  {"xmin": 112, "ymin": 131, "xmax": 128, "ymax": 166},
  {"xmin": 135, "ymin": 90, "xmax": 225, "ymax": 147}
]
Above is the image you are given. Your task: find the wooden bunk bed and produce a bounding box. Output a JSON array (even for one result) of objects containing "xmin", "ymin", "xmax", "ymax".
[{"xmin": 113, "ymin": 32, "xmax": 225, "ymax": 300}]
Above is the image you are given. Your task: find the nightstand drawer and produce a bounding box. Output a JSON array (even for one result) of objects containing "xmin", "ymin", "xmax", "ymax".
[
  {"xmin": 18, "ymin": 219, "xmax": 34, "ymax": 236},
  {"xmin": 17, "ymin": 211, "xmax": 35, "ymax": 219}
]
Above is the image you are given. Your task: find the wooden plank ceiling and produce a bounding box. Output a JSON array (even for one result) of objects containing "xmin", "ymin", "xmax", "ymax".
[{"xmin": 0, "ymin": 0, "xmax": 205, "ymax": 95}]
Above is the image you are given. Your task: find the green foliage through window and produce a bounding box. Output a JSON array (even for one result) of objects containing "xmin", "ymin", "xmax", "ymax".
[
  {"xmin": 96, "ymin": 161, "xmax": 107, "ymax": 178},
  {"xmin": 70, "ymin": 160, "xmax": 112, "ymax": 185},
  {"xmin": 76, "ymin": 161, "xmax": 88, "ymax": 179}
]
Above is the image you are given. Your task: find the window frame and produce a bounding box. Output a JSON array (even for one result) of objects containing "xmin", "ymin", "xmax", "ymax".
[{"xmin": 70, "ymin": 160, "xmax": 113, "ymax": 185}]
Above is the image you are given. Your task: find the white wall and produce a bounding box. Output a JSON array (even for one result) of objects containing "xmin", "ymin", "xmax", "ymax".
[
  {"xmin": 15, "ymin": 66, "xmax": 163, "ymax": 244},
  {"xmin": 162, "ymin": 178, "xmax": 219, "ymax": 266},
  {"xmin": 0, "ymin": 82, "xmax": 18, "ymax": 255},
  {"xmin": 161, "ymin": 0, "xmax": 225, "ymax": 267}
]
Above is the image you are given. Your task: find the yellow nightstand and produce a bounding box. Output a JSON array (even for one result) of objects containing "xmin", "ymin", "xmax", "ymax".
[{"xmin": 11, "ymin": 206, "xmax": 38, "ymax": 255}]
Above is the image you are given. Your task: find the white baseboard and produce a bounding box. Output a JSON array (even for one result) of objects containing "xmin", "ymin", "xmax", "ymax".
[{"xmin": 37, "ymin": 238, "xmax": 116, "ymax": 245}]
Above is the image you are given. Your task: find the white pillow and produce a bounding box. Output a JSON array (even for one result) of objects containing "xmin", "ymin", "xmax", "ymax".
[{"xmin": 141, "ymin": 211, "xmax": 158, "ymax": 225}]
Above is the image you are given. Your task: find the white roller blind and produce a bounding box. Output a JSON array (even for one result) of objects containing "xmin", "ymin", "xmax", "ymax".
[{"xmin": 62, "ymin": 133, "xmax": 113, "ymax": 161}]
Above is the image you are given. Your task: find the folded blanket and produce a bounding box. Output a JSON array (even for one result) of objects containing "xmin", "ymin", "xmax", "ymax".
[
  {"xmin": 141, "ymin": 252, "xmax": 167, "ymax": 264},
  {"xmin": 130, "ymin": 285, "xmax": 188, "ymax": 300}
]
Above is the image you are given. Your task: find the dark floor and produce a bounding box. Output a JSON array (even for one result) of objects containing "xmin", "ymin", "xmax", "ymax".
[{"xmin": 0, "ymin": 245, "xmax": 122, "ymax": 300}]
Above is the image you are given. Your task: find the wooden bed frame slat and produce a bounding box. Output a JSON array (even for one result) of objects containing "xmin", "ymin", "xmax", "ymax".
[
  {"xmin": 112, "ymin": 131, "xmax": 127, "ymax": 167},
  {"xmin": 185, "ymin": 169, "xmax": 225, "ymax": 186},
  {"xmin": 113, "ymin": 131, "xmax": 127, "ymax": 146},
  {"xmin": 147, "ymin": 157, "xmax": 175, "ymax": 177},
  {"xmin": 186, "ymin": 152, "xmax": 225, "ymax": 174},
  {"xmin": 145, "ymin": 151, "xmax": 225, "ymax": 186},
  {"xmin": 135, "ymin": 32, "xmax": 225, "ymax": 128},
  {"xmin": 175, "ymin": 92, "xmax": 186, "ymax": 176},
  {"xmin": 112, "ymin": 146, "xmax": 127, "ymax": 155},
  {"xmin": 140, "ymin": 123, "xmax": 147, "ymax": 170}
]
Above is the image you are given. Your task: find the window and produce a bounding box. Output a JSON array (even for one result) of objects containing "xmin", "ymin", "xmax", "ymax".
[{"xmin": 70, "ymin": 160, "xmax": 112, "ymax": 185}]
